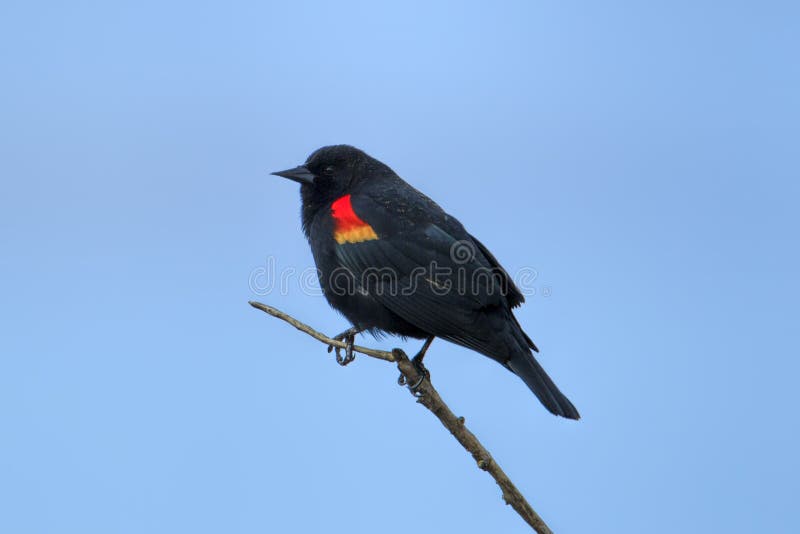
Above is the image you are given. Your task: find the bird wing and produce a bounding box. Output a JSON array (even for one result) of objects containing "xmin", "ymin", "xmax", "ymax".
[
  {"xmin": 467, "ymin": 233, "xmax": 526, "ymax": 309},
  {"xmin": 331, "ymin": 193, "xmax": 518, "ymax": 359},
  {"xmin": 332, "ymin": 192, "xmax": 578, "ymax": 419}
]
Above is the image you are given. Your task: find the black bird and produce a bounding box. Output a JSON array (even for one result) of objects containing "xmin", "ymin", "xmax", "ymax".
[{"xmin": 272, "ymin": 145, "xmax": 579, "ymax": 419}]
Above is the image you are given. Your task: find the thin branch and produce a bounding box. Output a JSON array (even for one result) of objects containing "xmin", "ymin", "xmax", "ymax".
[
  {"xmin": 249, "ymin": 301, "xmax": 554, "ymax": 534},
  {"xmin": 248, "ymin": 301, "xmax": 394, "ymax": 361}
]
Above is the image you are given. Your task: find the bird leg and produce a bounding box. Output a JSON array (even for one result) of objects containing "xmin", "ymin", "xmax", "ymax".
[
  {"xmin": 398, "ymin": 336, "xmax": 435, "ymax": 390},
  {"xmin": 327, "ymin": 326, "xmax": 362, "ymax": 366}
]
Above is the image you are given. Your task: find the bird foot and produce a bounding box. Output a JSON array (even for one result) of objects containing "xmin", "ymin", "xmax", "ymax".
[
  {"xmin": 398, "ymin": 337, "xmax": 434, "ymax": 393},
  {"xmin": 327, "ymin": 327, "xmax": 361, "ymax": 366},
  {"xmin": 398, "ymin": 352, "xmax": 431, "ymax": 393}
]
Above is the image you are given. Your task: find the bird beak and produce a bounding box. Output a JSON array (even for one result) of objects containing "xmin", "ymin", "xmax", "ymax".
[{"xmin": 271, "ymin": 165, "xmax": 315, "ymax": 185}]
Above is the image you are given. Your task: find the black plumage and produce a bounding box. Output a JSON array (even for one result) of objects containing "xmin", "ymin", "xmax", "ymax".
[{"xmin": 272, "ymin": 145, "xmax": 579, "ymax": 419}]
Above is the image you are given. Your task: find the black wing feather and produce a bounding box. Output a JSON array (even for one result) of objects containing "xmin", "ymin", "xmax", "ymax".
[{"xmin": 338, "ymin": 192, "xmax": 579, "ymax": 418}]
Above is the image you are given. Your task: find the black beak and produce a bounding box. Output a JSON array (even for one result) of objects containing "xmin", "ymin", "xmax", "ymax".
[{"xmin": 271, "ymin": 165, "xmax": 315, "ymax": 185}]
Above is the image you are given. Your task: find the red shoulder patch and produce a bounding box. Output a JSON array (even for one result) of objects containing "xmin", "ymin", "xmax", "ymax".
[{"xmin": 331, "ymin": 194, "xmax": 378, "ymax": 244}]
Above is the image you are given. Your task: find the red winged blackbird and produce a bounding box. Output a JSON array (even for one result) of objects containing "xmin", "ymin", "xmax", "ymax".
[{"xmin": 273, "ymin": 145, "xmax": 579, "ymax": 419}]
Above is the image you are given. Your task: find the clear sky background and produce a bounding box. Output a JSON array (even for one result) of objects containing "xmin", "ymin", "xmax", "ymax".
[{"xmin": 1, "ymin": 1, "xmax": 798, "ymax": 533}]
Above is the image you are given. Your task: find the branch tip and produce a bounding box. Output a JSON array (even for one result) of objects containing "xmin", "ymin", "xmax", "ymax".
[{"xmin": 249, "ymin": 300, "xmax": 555, "ymax": 534}]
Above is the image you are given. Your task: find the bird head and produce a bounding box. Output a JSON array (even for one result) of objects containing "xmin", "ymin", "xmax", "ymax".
[
  {"xmin": 272, "ymin": 145, "xmax": 373, "ymax": 198},
  {"xmin": 272, "ymin": 145, "xmax": 395, "ymax": 237}
]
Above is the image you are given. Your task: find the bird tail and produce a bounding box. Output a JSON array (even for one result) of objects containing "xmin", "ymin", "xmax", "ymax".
[{"xmin": 507, "ymin": 350, "xmax": 580, "ymax": 420}]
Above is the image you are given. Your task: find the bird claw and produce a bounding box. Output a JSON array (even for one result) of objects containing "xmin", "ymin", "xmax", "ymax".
[
  {"xmin": 398, "ymin": 356, "xmax": 430, "ymax": 394},
  {"xmin": 397, "ymin": 336, "xmax": 434, "ymax": 394},
  {"xmin": 328, "ymin": 327, "xmax": 359, "ymax": 366}
]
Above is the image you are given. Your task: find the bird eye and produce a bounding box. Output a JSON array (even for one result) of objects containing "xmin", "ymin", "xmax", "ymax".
[{"xmin": 323, "ymin": 165, "xmax": 335, "ymax": 176}]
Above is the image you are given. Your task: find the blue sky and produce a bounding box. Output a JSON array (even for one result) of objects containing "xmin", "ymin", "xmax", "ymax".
[{"xmin": 1, "ymin": 1, "xmax": 798, "ymax": 532}]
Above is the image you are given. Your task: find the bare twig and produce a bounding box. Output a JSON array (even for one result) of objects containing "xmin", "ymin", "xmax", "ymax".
[{"xmin": 249, "ymin": 301, "xmax": 554, "ymax": 534}]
